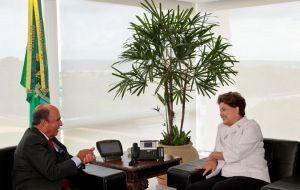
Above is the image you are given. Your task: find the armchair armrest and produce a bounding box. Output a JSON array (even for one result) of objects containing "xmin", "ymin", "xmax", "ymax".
[
  {"xmin": 167, "ymin": 158, "xmax": 208, "ymax": 190},
  {"xmin": 261, "ymin": 176, "xmax": 300, "ymax": 190},
  {"xmin": 81, "ymin": 164, "xmax": 127, "ymax": 190}
]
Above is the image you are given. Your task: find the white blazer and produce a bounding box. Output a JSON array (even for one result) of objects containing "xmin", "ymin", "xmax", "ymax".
[{"xmin": 207, "ymin": 117, "xmax": 270, "ymax": 183}]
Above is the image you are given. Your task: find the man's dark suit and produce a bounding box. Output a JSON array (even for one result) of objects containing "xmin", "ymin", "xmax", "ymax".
[{"xmin": 12, "ymin": 127, "xmax": 79, "ymax": 190}]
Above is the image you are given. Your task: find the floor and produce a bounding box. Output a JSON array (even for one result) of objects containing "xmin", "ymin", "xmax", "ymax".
[{"xmin": 148, "ymin": 178, "xmax": 176, "ymax": 190}]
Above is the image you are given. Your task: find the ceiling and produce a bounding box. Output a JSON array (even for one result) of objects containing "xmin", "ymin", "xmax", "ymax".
[
  {"xmin": 177, "ymin": 0, "xmax": 300, "ymax": 11},
  {"xmin": 89, "ymin": 0, "xmax": 300, "ymax": 11}
]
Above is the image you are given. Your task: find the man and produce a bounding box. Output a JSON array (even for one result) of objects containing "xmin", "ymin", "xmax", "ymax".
[{"xmin": 12, "ymin": 104, "xmax": 96, "ymax": 190}]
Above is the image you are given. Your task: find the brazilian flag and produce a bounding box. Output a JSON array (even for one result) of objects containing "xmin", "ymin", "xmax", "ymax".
[{"xmin": 20, "ymin": 0, "xmax": 50, "ymax": 126}]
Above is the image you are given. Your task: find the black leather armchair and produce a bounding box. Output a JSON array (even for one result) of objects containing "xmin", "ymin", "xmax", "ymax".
[
  {"xmin": 0, "ymin": 146, "xmax": 15, "ymax": 190},
  {"xmin": 0, "ymin": 146, "xmax": 127, "ymax": 190},
  {"xmin": 167, "ymin": 138, "xmax": 300, "ymax": 190}
]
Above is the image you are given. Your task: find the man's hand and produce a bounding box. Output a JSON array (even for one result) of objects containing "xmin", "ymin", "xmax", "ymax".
[
  {"xmin": 77, "ymin": 147, "xmax": 96, "ymax": 164},
  {"xmin": 196, "ymin": 160, "xmax": 217, "ymax": 176}
]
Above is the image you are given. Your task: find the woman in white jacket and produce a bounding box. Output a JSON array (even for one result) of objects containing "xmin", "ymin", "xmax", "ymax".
[{"xmin": 186, "ymin": 92, "xmax": 270, "ymax": 190}]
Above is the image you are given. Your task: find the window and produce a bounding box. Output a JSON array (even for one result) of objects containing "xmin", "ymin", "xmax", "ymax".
[
  {"xmin": 196, "ymin": 1, "xmax": 300, "ymax": 151},
  {"xmin": 0, "ymin": 0, "xmax": 28, "ymax": 148},
  {"xmin": 59, "ymin": 0, "xmax": 196, "ymax": 154}
]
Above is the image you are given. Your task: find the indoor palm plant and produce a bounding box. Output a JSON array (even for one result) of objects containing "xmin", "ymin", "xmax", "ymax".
[{"xmin": 109, "ymin": 0, "xmax": 238, "ymax": 146}]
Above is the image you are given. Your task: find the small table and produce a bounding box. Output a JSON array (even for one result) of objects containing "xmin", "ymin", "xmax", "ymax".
[{"xmin": 92, "ymin": 154, "xmax": 181, "ymax": 190}]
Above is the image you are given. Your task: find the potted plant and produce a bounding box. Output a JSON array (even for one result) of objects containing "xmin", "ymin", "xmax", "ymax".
[{"xmin": 109, "ymin": 0, "xmax": 237, "ymax": 148}]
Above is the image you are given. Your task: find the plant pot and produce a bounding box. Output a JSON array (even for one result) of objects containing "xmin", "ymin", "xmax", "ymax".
[
  {"xmin": 157, "ymin": 142, "xmax": 199, "ymax": 185},
  {"xmin": 159, "ymin": 142, "xmax": 199, "ymax": 163}
]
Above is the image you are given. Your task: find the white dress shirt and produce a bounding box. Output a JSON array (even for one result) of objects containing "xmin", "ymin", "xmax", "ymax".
[{"xmin": 207, "ymin": 117, "xmax": 270, "ymax": 183}]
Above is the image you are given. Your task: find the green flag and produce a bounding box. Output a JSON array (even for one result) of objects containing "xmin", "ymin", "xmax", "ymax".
[{"xmin": 20, "ymin": 0, "xmax": 50, "ymax": 126}]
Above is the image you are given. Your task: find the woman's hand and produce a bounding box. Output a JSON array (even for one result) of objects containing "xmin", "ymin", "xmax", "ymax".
[
  {"xmin": 196, "ymin": 159, "xmax": 217, "ymax": 176},
  {"xmin": 208, "ymin": 151, "xmax": 224, "ymax": 161}
]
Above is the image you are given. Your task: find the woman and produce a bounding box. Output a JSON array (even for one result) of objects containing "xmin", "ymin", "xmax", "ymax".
[{"xmin": 186, "ymin": 92, "xmax": 270, "ymax": 190}]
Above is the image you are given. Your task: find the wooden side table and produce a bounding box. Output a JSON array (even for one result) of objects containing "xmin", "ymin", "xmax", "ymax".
[{"xmin": 92, "ymin": 154, "xmax": 181, "ymax": 190}]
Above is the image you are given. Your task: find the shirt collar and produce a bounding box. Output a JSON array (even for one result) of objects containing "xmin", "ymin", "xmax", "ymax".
[
  {"xmin": 39, "ymin": 130, "xmax": 50, "ymax": 141},
  {"xmin": 223, "ymin": 116, "xmax": 248, "ymax": 133},
  {"xmin": 230, "ymin": 116, "xmax": 247, "ymax": 129}
]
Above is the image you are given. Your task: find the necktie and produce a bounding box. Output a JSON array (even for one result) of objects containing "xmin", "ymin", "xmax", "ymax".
[
  {"xmin": 48, "ymin": 139, "xmax": 55, "ymax": 151},
  {"xmin": 63, "ymin": 180, "xmax": 71, "ymax": 190},
  {"xmin": 48, "ymin": 139, "xmax": 71, "ymax": 190}
]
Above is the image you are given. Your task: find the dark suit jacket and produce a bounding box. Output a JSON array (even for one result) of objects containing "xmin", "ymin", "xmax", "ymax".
[{"xmin": 12, "ymin": 127, "xmax": 79, "ymax": 190}]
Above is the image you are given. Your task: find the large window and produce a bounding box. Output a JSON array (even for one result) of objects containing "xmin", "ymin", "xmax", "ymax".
[
  {"xmin": 1, "ymin": 0, "xmax": 299, "ymax": 155},
  {"xmin": 196, "ymin": 1, "xmax": 300, "ymax": 151},
  {"xmin": 59, "ymin": 0, "xmax": 196, "ymax": 154},
  {"xmin": 0, "ymin": 0, "xmax": 28, "ymax": 148}
]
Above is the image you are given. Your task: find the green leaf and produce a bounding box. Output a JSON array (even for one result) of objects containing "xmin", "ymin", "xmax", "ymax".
[{"xmin": 109, "ymin": 0, "xmax": 238, "ymax": 145}]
